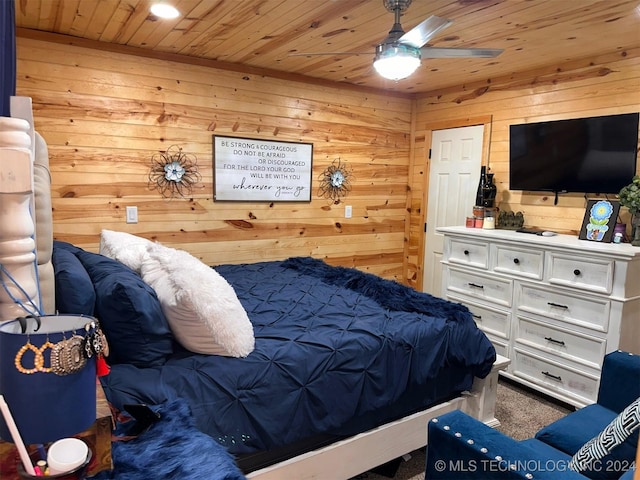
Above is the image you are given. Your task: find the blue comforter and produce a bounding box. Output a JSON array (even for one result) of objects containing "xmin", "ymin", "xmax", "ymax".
[
  {"xmin": 101, "ymin": 258, "xmax": 495, "ymax": 455},
  {"xmin": 52, "ymin": 243, "xmax": 495, "ymax": 457}
]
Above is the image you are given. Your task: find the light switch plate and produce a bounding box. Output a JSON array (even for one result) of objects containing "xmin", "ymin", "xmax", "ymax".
[
  {"xmin": 126, "ymin": 206, "xmax": 138, "ymax": 224},
  {"xmin": 345, "ymin": 205, "xmax": 352, "ymax": 218}
]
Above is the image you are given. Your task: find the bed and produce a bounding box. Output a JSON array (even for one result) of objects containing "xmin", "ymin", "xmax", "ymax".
[{"xmin": 1, "ymin": 97, "xmax": 509, "ymax": 479}]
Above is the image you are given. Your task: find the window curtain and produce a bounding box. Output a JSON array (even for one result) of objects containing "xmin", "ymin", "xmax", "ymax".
[{"xmin": 1, "ymin": 0, "xmax": 16, "ymax": 117}]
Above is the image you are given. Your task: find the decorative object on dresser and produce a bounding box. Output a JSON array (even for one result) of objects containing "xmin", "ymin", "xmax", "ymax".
[
  {"xmin": 618, "ymin": 175, "xmax": 640, "ymax": 246},
  {"xmin": 438, "ymin": 226, "xmax": 640, "ymax": 408},
  {"xmin": 578, "ymin": 199, "xmax": 620, "ymax": 243},
  {"xmin": 474, "ymin": 166, "xmax": 497, "ymax": 208},
  {"xmin": 482, "ymin": 173, "xmax": 497, "ymax": 207},
  {"xmin": 472, "ymin": 166, "xmax": 498, "ymax": 230},
  {"xmin": 613, "ymin": 222, "xmax": 628, "ymax": 244},
  {"xmin": 475, "ymin": 165, "xmax": 488, "ymax": 207},
  {"xmin": 632, "ymin": 214, "xmax": 640, "ymax": 247},
  {"xmin": 482, "ymin": 207, "xmax": 497, "ymax": 230},
  {"xmin": 497, "ymin": 210, "xmax": 525, "ymax": 230},
  {"xmin": 472, "ymin": 205, "xmax": 485, "ymax": 228}
]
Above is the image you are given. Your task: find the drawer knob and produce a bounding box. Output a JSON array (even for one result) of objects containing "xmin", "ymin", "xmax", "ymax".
[
  {"xmin": 468, "ymin": 283, "xmax": 484, "ymax": 289},
  {"xmin": 541, "ymin": 371, "xmax": 562, "ymax": 382},
  {"xmin": 573, "ymin": 269, "xmax": 581, "ymax": 276},
  {"xmin": 463, "ymin": 250, "xmax": 470, "ymax": 255},
  {"xmin": 513, "ymin": 258, "xmax": 520, "ymax": 265},
  {"xmin": 544, "ymin": 336, "xmax": 566, "ymax": 346}
]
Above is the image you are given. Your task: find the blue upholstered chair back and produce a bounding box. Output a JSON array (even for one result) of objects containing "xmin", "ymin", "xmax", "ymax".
[{"xmin": 597, "ymin": 351, "xmax": 640, "ymax": 413}]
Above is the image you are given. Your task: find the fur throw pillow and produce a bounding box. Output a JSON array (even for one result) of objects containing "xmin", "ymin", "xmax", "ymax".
[
  {"xmin": 99, "ymin": 229, "xmax": 154, "ymax": 273},
  {"xmin": 140, "ymin": 243, "xmax": 254, "ymax": 357}
]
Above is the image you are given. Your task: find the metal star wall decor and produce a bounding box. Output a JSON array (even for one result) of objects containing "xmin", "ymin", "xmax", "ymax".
[
  {"xmin": 148, "ymin": 145, "xmax": 202, "ymax": 199},
  {"xmin": 317, "ymin": 158, "xmax": 354, "ymax": 204}
]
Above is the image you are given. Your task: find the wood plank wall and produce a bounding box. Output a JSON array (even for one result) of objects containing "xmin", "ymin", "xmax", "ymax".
[
  {"xmin": 16, "ymin": 36, "xmax": 413, "ymax": 281},
  {"xmin": 16, "ymin": 34, "xmax": 640, "ymax": 289},
  {"xmin": 405, "ymin": 49, "xmax": 640, "ymax": 290}
]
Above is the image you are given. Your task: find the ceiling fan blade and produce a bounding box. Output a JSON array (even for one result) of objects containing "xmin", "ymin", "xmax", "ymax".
[
  {"xmin": 399, "ymin": 15, "xmax": 453, "ymax": 48},
  {"xmin": 288, "ymin": 52, "xmax": 372, "ymax": 57},
  {"xmin": 420, "ymin": 47, "xmax": 504, "ymax": 58}
]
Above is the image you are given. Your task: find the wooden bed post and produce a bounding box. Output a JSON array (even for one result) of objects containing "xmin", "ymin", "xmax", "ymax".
[
  {"xmin": 0, "ymin": 104, "xmax": 38, "ymax": 322},
  {"xmin": 462, "ymin": 354, "xmax": 510, "ymax": 427}
]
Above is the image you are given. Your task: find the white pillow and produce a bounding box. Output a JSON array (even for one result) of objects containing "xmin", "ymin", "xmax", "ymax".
[
  {"xmin": 99, "ymin": 230, "xmax": 154, "ymax": 273},
  {"xmin": 140, "ymin": 243, "xmax": 255, "ymax": 357}
]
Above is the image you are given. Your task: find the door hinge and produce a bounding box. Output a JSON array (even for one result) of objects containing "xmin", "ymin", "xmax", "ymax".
[
  {"xmin": 424, "ymin": 222, "xmax": 427, "ymax": 233},
  {"xmin": 428, "ymin": 148, "xmax": 432, "ymax": 159}
]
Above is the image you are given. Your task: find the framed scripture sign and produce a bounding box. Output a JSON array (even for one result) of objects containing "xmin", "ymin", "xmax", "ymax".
[
  {"xmin": 213, "ymin": 135, "xmax": 313, "ymax": 202},
  {"xmin": 578, "ymin": 199, "xmax": 620, "ymax": 243}
]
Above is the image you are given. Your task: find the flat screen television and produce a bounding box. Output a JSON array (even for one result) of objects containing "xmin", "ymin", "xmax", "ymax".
[{"xmin": 509, "ymin": 113, "xmax": 639, "ymax": 194}]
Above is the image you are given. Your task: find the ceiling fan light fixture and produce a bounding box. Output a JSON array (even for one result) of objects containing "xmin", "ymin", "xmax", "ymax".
[
  {"xmin": 150, "ymin": 3, "xmax": 180, "ymax": 19},
  {"xmin": 373, "ymin": 43, "xmax": 421, "ymax": 81}
]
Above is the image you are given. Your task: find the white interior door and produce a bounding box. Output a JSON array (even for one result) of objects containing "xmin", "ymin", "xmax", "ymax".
[{"xmin": 423, "ymin": 125, "xmax": 484, "ymax": 296}]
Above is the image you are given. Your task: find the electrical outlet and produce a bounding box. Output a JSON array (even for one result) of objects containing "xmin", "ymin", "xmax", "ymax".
[
  {"xmin": 345, "ymin": 205, "xmax": 352, "ymax": 218},
  {"xmin": 126, "ymin": 206, "xmax": 138, "ymax": 224}
]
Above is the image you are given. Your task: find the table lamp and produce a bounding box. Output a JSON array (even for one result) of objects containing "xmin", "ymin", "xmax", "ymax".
[{"xmin": 0, "ymin": 315, "xmax": 96, "ymax": 445}]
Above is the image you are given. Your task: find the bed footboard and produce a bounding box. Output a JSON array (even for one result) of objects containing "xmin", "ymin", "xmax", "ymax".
[{"xmin": 247, "ymin": 354, "xmax": 510, "ymax": 480}]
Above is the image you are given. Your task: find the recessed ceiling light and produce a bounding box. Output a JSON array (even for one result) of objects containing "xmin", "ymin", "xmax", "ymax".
[{"xmin": 150, "ymin": 3, "xmax": 180, "ymax": 19}]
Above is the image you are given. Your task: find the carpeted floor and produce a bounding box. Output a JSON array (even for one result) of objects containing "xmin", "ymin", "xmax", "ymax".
[{"xmin": 351, "ymin": 378, "xmax": 573, "ymax": 480}]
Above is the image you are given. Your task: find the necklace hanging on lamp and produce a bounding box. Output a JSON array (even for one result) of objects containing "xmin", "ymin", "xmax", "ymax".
[
  {"xmin": 148, "ymin": 145, "xmax": 202, "ymax": 199},
  {"xmin": 318, "ymin": 158, "xmax": 354, "ymax": 204}
]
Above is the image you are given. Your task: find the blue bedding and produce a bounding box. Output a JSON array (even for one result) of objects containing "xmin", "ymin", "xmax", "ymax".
[{"xmin": 52, "ymin": 243, "xmax": 495, "ymax": 458}]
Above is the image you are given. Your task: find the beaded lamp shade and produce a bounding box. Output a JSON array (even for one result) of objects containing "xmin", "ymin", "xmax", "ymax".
[{"xmin": 0, "ymin": 315, "xmax": 96, "ymax": 444}]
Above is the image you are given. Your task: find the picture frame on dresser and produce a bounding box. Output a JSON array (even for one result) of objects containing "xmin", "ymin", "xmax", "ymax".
[{"xmin": 578, "ymin": 199, "xmax": 620, "ymax": 243}]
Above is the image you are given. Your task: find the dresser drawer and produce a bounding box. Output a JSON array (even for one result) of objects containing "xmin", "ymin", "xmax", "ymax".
[
  {"xmin": 515, "ymin": 316, "xmax": 605, "ymax": 369},
  {"xmin": 446, "ymin": 268, "xmax": 512, "ymax": 307},
  {"xmin": 512, "ymin": 349, "xmax": 599, "ymax": 404},
  {"xmin": 493, "ymin": 244, "xmax": 543, "ymax": 280},
  {"xmin": 516, "ymin": 284, "xmax": 610, "ymax": 332},
  {"xmin": 547, "ymin": 253, "xmax": 614, "ymax": 294},
  {"xmin": 446, "ymin": 238, "xmax": 489, "ymax": 269},
  {"xmin": 458, "ymin": 298, "xmax": 511, "ymax": 339}
]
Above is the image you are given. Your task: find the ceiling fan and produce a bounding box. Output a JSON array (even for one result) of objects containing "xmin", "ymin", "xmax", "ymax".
[{"xmin": 294, "ymin": 0, "xmax": 503, "ymax": 81}]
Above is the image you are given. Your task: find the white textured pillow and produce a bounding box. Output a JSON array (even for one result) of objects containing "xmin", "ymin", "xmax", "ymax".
[
  {"xmin": 140, "ymin": 243, "xmax": 255, "ymax": 357},
  {"xmin": 99, "ymin": 230, "xmax": 154, "ymax": 273}
]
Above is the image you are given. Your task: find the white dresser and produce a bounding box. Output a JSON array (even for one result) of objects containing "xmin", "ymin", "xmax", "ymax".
[{"xmin": 438, "ymin": 226, "xmax": 640, "ymax": 407}]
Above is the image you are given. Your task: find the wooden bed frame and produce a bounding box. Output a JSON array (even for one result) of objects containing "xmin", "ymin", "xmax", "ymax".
[
  {"xmin": 0, "ymin": 97, "xmax": 510, "ymax": 480},
  {"xmin": 248, "ymin": 355, "xmax": 509, "ymax": 479}
]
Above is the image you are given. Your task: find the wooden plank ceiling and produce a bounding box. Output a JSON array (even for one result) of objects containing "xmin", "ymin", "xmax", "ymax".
[{"xmin": 14, "ymin": 0, "xmax": 640, "ymax": 95}]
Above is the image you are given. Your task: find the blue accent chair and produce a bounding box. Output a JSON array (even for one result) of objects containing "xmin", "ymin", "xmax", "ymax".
[{"xmin": 426, "ymin": 351, "xmax": 640, "ymax": 480}]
